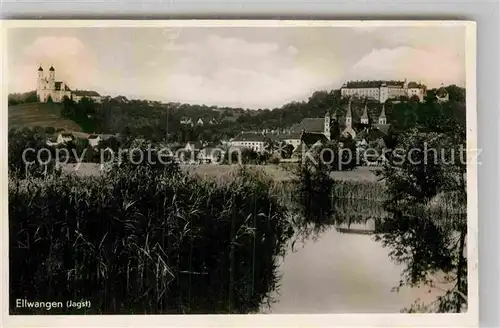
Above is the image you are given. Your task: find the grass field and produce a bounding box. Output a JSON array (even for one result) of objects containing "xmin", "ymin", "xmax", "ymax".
[
  {"xmin": 8, "ymin": 102, "xmax": 82, "ymax": 131},
  {"xmin": 61, "ymin": 162, "xmax": 380, "ymax": 183}
]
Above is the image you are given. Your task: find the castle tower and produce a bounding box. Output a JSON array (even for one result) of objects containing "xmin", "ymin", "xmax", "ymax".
[
  {"xmin": 360, "ymin": 103, "xmax": 369, "ymax": 124},
  {"xmin": 378, "ymin": 103, "xmax": 387, "ymax": 125},
  {"xmin": 324, "ymin": 110, "xmax": 331, "ymax": 141},
  {"xmin": 345, "ymin": 100, "xmax": 352, "ymax": 127}
]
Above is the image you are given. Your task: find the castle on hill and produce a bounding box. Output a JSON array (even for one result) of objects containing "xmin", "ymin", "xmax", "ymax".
[
  {"xmin": 36, "ymin": 65, "xmax": 102, "ymax": 103},
  {"xmin": 340, "ymin": 79, "xmax": 427, "ymax": 103}
]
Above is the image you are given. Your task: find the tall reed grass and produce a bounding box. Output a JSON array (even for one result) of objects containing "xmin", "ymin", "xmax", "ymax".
[{"xmin": 9, "ymin": 163, "xmax": 292, "ymax": 314}]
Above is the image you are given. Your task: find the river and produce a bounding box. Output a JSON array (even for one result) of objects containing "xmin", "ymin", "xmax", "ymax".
[{"xmin": 262, "ymin": 226, "xmax": 446, "ymax": 314}]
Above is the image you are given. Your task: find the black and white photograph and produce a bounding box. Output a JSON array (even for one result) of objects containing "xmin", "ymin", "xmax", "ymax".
[{"xmin": 2, "ymin": 20, "xmax": 477, "ymax": 326}]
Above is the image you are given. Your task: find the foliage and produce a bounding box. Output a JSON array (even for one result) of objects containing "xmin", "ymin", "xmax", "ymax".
[
  {"xmin": 8, "ymin": 129, "xmax": 61, "ymax": 179},
  {"xmin": 8, "ymin": 90, "xmax": 38, "ymax": 105},
  {"xmin": 61, "ymin": 96, "xmax": 98, "ymax": 132},
  {"xmin": 375, "ymin": 115, "xmax": 467, "ymax": 312}
]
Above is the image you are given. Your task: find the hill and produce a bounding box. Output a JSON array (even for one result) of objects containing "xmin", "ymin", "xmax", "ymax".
[{"xmin": 8, "ymin": 102, "xmax": 82, "ymax": 132}]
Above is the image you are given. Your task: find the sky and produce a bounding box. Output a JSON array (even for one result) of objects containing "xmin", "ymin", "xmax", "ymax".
[{"xmin": 7, "ymin": 25, "xmax": 466, "ymax": 109}]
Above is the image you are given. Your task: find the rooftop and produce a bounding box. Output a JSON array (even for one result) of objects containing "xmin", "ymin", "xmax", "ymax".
[
  {"xmin": 232, "ymin": 132, "xmax": 267, "ymax": 142},
  {"xmin": 72, "ymin": 90, "xmax": 101, "ymax": 97}
]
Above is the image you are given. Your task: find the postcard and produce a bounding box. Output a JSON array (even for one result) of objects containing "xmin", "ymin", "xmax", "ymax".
[{"xmin": 1, "ymin": 20, "xmax": 477, "ymax": 327}]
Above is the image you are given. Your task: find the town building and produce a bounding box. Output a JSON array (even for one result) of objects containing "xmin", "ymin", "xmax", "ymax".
[
  {"xmin": 36, "ymin": 65, "xmax": 102, "ymax": 103},
  {"xmin": 184, "ymin": 141, "xmax": 203, "ymax": 152},
  {"xmin": 340, "ymin": 79, "xmax": 427, "ymax": 103},
  {"xmin": 197, "ymin": 147, "xmax": 224, "ymax": 163},
  {"xmin": 72, "ymin": 90, "xmax": 102, "ymax": 103},
  {"xmin": 436, "ymin": 83, "xmax": 450, "ymax": 103},
  {"xmin": 229, "ymin": 132, "xmax": 267, "ymax": 153},
  {"xmin": 180, "ymin": 117, "xmax": 194, "ymax": 126}
]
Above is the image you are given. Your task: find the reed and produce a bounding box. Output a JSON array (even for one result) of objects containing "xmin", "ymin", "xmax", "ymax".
[{"xmin": 9, "ymin": 163, "xmax": 292, "ymax": 314}]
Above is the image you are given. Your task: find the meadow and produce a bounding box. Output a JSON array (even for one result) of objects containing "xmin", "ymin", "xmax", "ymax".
[{"xmin": 8, "ymin": 102, "xmax": 82, "ymax": 131}]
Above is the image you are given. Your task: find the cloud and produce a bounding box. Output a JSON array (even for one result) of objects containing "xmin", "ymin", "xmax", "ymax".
[
  {"xmin": 147, "ymin": 34, "xmax": 333, "ymax": 108},
  {"xmin": 8, "ymin": 27, "xmax": 466, "ymax": 107},
  {"xmin": 346, "ymin": 46, "xmax": 464, "ymax": 87}
]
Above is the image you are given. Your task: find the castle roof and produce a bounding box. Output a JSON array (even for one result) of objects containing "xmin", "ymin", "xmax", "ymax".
[
  {"xmin": 49, "ymin": 66, "xmax": 55, "ymax": 71},
  {"xmin": 38, "ymin": 66, "xmax": 43, "ymax": 71},
  {"xmin": 407, "ymin": 82, "xmax": 425, "ymax": 89},
  {"xmin": 344, "ymin": 80, "xmax": 405, "ymax": 89}
]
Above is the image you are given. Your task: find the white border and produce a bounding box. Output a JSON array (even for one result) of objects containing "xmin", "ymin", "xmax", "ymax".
[{"xmin": 1, "ymin": 20, "xmax": 478, "ymax": 328}]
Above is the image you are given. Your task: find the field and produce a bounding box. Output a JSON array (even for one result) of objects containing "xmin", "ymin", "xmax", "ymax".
[
  {"xmin": 8, "ymin": 102, "xmax": 82, "ymax": 131},
  {"xmin": 61, "ymin": 163, "xmax": 381, "ymax": 182}
]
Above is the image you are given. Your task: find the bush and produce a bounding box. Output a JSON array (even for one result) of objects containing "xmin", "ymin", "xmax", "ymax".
[{"xmin": 44, "ymin": 126, "xmax": 56, "ymax": 134}]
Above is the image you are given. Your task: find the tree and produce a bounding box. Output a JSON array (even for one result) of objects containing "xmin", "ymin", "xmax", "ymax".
[
  {"xmin": 280, "ymin": 143, "xmax": 294, "ymax": 159},
  {"xmin": 44, "ymin": 126, "xmax": 56, "ymax": 134},
  {"xmin": 375, "ymin": 123, "xmax": 467, "ymax": 312}
]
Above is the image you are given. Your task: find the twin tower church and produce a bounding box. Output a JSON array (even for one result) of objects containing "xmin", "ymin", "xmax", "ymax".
[
  {"xmin": 36, "ymin": 65, "xmax": 102, "ymax": 103},
  {"xmin": 288, "ymin": 99, "xmax": 390, "ymax": 145}
]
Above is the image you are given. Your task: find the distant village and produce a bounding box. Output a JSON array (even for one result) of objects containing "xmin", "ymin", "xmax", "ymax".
[{"xmin": 36, "ymin": 66, "xmax": 451, "ymax": 166}]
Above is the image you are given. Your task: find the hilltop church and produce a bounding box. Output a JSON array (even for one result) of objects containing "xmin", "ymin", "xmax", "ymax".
[{"xmin": 36, "ymin": 65, "xmax": 102, "ymax": 103}]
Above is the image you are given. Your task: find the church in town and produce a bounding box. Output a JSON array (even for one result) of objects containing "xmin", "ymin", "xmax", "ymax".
[{"xmin": 36, "ymin": 65, "xmax": 102, "ymax": 103}]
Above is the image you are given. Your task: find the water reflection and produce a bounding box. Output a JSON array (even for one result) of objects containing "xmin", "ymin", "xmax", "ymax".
[{"xmin": 262, "ymin": 196, "xmax": 464, "ymax": 314}]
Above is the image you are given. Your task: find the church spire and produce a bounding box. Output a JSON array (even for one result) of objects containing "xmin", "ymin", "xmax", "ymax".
[
  {"xmin": 378, "ymin": 103, "xmax": 387, "ymax": 125},
  {"xmin": 361, "ymin": 103, "xmax": 369, "ymax": 124},
  {"xmin": 346, "ymin": 99, "xmax": 352, "ymax": 127}
]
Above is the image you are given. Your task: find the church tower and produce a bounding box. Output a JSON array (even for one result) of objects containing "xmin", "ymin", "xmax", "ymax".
[
  {"xmin": 324, "ymin": 110, "xmax": 331, "ymax": 140},
  {"xmin": 48, "ymin": 66, "xmax": 56, "ymax": 90},
  {"xmin": 360, "ymin": 103, "xmax": 369, "ymax": 124},
  {"xmin": 378, "ymin": 103, "xmax": 387, "ymax": 125},
  {"xmin": 37, "ymin": 66, "xmax": 44, "ymax": 91},
  {"xmin": 346, "ymin": 100, "xmax": 352, "ymax": 127}
]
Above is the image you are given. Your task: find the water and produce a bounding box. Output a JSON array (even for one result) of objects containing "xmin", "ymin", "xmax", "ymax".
[{"xmin": 263, "ymin": 226, "xmax": 445, "ymax": 313}]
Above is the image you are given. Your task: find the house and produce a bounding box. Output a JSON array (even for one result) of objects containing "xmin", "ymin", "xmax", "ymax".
[
  {"xmin": 180, "ymin": 117, "xmax": 193, "ymax": 126},
  {"xmin": 184, "ymin": 141, "xmax": 203, "ymax": 152},
  {"xmin": 196, "ymin": 118, "xmax": 204, "ymax": 126},
  {"xmin": 46, "ymin": 137, "xmax": 58, "ymax": 147},
  {"xmin": 209, "ymin": 118, "xmax": 219, "ymax": 125},
  {"xmin": 229, "ymin": 132, "xmax": 267, "ymax": 153},
  {"xmin": 291, "ymin": 132, "xmax": 329, "ymax": 160},
  {"xmin": 72, "ymin": 90, "xmax": 102, "ymax": 103},
  {"xmin": 88, "ymin": 135, "xmax": 101, "ymax": 148},
  {"xmin": 57, "ymin": 132, "xmax": 74, "ymax": 144},
  {"xmin": 197, "ymin": 147, "xmax": 224, "ymax": 163},
  {"xmin": 436, "ymin": 84, "xmax": 449, "ymax": 103}
]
